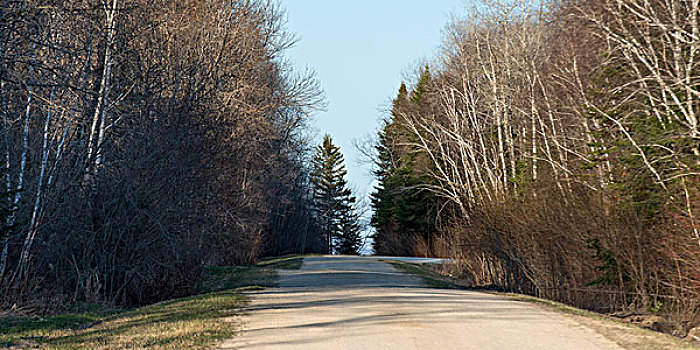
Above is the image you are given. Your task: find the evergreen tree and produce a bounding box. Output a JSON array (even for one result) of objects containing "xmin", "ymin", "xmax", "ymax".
[
  {"xmin": 371, "ymin": 71, "xmax": 441, "ymax": 256},
  {"xmin": 410, "ymin": 65, "xmax": 431, "ymax": 103},
  {"xmin": 336, "ymin": 210, "xmax": 363, "ymax": 255},
  {"xmin": 370, "ymin": 85, "xmax": 405, "ymax": 255},
  {"xmin": 310, "ymin": 135, "xmax": 362, "ymax": 254}
]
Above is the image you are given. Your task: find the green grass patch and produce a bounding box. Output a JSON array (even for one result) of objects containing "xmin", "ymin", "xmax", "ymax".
[
  {"xmin": 256, "ymin": 255, "xmax": 305, "ymax": 270},
  {"xmin": 0, "ymin": 263, "xmax": 283, "ymax": 349},
  {"xmin": 0, "ymin": 291, "xmax": 246, "ymax": 349},
  {"xmin": 199, "ymin": 266, "xmax": 278, "ymax": 294},
  {"xmin": 385, "ymin": 260, "xmax": 461, "ymax": 289}
]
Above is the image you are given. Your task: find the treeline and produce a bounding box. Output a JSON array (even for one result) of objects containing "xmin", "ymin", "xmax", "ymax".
[
  {"xmin": 372, "ymin": 0, "xmax": 699, "ymax": 331},
  {"xmin": 0, "ymin": 0, "xmax": 327, "ymax": 307}
]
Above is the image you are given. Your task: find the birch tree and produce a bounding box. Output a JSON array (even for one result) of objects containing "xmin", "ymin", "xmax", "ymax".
[
  {"xmin": 0, "ymin": 0, "xmax": 325, "ymax": 305},
  {"xmin": 374, "ymin": 0, "xmax": 700, "ymax": 324}
]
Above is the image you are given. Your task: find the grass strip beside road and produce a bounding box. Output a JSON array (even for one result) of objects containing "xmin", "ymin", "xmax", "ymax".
[
  {"xmin": 1, "ymin": 263, "xmax": 282, "ymax": 350},
  {"xmin": 256, "ymin": 255, "xmax": 305, "ymax": 270},
  {"xmin": 384, "ymin": 260, "xmax": 461, "ymax": 289},
  {"xmin": 0, "ymin": 291, "xmax": 246, "ymax": 350},
  {"xmin": 199, "ymin": 266, "xmax": 277, "ymax": 293}
]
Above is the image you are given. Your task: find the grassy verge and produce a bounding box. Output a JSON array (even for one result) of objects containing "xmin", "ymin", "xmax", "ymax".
[
  {"xmin": 389, "ymin": 260, "xmax": 700, "ymax": 350},
  {"xmin": 0, "ymin": 264, "xmax": 279, "ymax": 350},
  {"xmin": 0, "ymin": 291, "xmax": 246, "ymax": 350},
  {"xmin": 199, "ymin": 266, "xmax": 277, "ymax": 293},
  {"xmin": 256, "ymin": 255, "xmax": 306, "ymax": 270},
  {"xmin": 384, "ymin": 260, "xmax": 462, "ymax": 289}
]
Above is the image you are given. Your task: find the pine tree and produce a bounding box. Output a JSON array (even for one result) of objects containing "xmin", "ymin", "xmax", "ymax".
[
  {"xmin": 336, "ymin": 210, "xmax": 362, "ymax": 255},
  {"xmin": 371, "ymin": 72, "xmax": 442, "ymax": 256},
  {"xmin": 310, "ymin": 135, "xmax": 362, "ymax": 254},
  {"xmin": 410, "ymin": 65, "xmax": 430, "ymax": 103},
  {"xmin": 370, "ymin": 85, "xmax": 405, "ymax": 255}
]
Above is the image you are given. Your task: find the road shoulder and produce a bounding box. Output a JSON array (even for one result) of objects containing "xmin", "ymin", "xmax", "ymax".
[{"xmin": 390, "ymin": 259, "xmax": 700, "ymax": 350}]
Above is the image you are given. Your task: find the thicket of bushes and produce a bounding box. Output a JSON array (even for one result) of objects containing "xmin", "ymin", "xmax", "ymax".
[
  {"xmin": 372, "ymin": 0, "xmax": 700, "ymax": 333},
  {"xmin": 0, "ymin": 0, "xmax": 326, "ymax": 307}
]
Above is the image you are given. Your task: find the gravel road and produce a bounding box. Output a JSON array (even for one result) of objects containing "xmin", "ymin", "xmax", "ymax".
[{"xmin": 217, "ymin": 256, "xmax": 623, "ymax": 350}]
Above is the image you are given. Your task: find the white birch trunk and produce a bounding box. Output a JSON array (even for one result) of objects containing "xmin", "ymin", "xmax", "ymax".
[
  {"xmin": 1, "ymin": 43, "xmax": 35, "ymax": 281},
  {"xmin": 14, "ymin": 87, "xmax": 54, "ymax": 284},
  {"xmin": 85, "ymin": 0, "xmax": 118, "ymax": 186}
]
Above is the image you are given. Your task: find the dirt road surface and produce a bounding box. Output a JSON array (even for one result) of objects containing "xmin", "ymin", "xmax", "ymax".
[{"xmin": 217, "ymin": 256, "xmax": 623, "ymax": 350}]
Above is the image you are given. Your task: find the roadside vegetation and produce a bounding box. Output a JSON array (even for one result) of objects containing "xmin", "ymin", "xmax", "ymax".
[
  {"xmin": 198, "ymin": 255, "xmax": 305, "ymax": 294},
  {"xmin": 0, "ymin": 0, "xmax": 366, "ymax": 315},
  {"xmin": 256, "ymin": 255, "xmax": 307, "ymax": 270},
  {"xmin": 370, "ymin": 0, "xmax": 700, "ymax": 339},
  {"xmin": 1, "ymin": 292, "xmax": 245, "ymax": 350},
  {"xmin": 0, "ymin": 0, "xmax": 329, "ymax": 311},
  {"xmin": 0, "ymin": 256, "xmax": 301, "ymax": 349},
  {"xmin": 198, "ymin": 267, "xmax": 277, "ymax": 294},
  {"xmin": 393, "ymin": 261, "xmax": 700, "ymax": 349},
  {"xmin": 384, "ymin": 261, "xmax": 461, "ymax": 290},
  {"xmin": 506, "ymin": 294, "xmax": 700, "ymax": 350},
  {"xmin": 2, "ymin": 282, "xmax": 243, "ymax": 349}
]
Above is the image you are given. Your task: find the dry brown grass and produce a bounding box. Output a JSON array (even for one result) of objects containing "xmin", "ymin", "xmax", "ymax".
[
  {"xmin": 504, "ymin": 293, "xmax": 700, "ymax": 350},
  {"xmin": 393, "ymin": 260, "xmax": 700, "ymax": 350},
  {"xmin": 0, "ymin": 291, "xmax": 246, "ymax": 349},
  {"xmin": 0, "ymin": 263, "xmax": 282, "ymax": 349}
]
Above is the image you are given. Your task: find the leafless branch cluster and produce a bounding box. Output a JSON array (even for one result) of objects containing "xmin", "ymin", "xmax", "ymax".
[
  {"xmin": 388, "ymin": 0, "xmax": 699, "ymax": 330},
  {"xmin": 0, "ymin": 0, "xmax": 325, "ymax": 306}
]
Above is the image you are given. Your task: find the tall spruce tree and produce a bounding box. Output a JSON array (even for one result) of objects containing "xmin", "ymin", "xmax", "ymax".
[
  {"xmin": 371, "ymin": 70, "xmax": 441, "ymax": 256},
  {"xmin": 337, "ymin": 209, "xmax": 363, "ymax": 255},
  {"xmin": 310, "ymin": 135, "xmax": 362, "ymax": 254},
  {"xmin": 371, "ymin": 85, "xmax": 406, "ymax": 255}
]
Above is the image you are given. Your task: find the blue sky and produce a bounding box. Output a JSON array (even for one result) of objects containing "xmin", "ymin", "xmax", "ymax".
[{"xmin": 284, "ymin": 0, "xmax": 464, "ymax": 198}]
